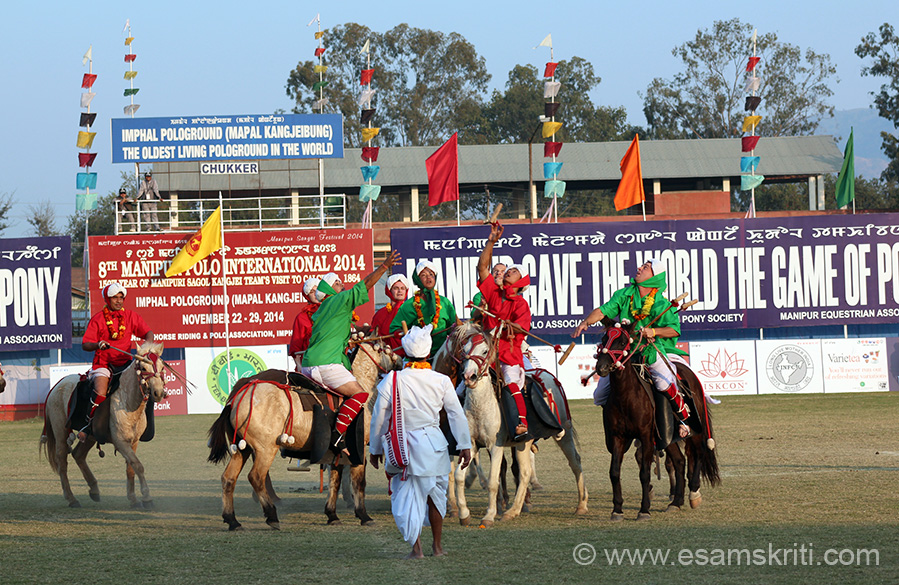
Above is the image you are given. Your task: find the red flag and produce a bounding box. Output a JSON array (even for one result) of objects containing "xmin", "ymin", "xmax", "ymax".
[
  {"xmin": 544, "ymin": 141, "xmax": 562, "ymax": 157},
  {"xmin": 314, "ymin": 47, "xmax": 326, "ymax": 57},
  {"xmin": 544, "ymin": 62, "xmax": 558, "ymax": 78},
  {"xmin": 124, "ymin": 54, "xmax": 137, "ymax": 63},
  {"xmin": 361, "ymin": 146, "xmax": 380, "ymax": 162},
  {"xmin": 360, "ymin": 68, "xmax": 374, "ymax": 85},
  {"xmin": 426, "ymin": 133, "xmax": 459, "ymax": 206},
  {"xmin": 81, "ymin": 73, "xmax": 97, "ymax": 88},
  {"xmin": 746, "ymin": 56, "xmax": 760, "ymax": 72},
  {"xmin": 613, "ymin": 135, "xmax": 645, "ymax": 211},
  {"xmin": 741, "ymin": 136, "xmax": 760, "ymax": 152},
  {"xmin": 78, "ymin": 152, "xmax": 97, "ymax": 167}
]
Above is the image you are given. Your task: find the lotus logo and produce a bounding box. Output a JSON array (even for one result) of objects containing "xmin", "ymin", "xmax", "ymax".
[{"xmin": 698, "ymin": 349, "xmax": 749, "ymax": 378}]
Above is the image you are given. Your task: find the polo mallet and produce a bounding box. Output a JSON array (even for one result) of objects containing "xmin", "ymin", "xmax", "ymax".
[
  {"xmin": 467, "ymin": 302, "xmax": 566, "ymax": 358},
  {"xmin": 484, "ymin": 203, "xmax": 503, "ymax": 225}
]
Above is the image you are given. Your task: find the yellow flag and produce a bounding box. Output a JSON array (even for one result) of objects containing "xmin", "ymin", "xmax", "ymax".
[
  {"xmin": 76, "ymin": 131, "xmax": 96, "ymax": 148},
  {"xmin": 125, "ymin": 36, "xmax": 134, "ymax": 45},
  {"xmin": 542, "ymin": 121, "xmax": 562, "ymax": 138},
  {"xmin": 361, "ymin": 127, "xmax": 380, "ymax": 142},
  {"xmin": 742, "ymin": 115, "xmax": 762, "ymax": 133},
  {"xmin": 314, "ymin": 31, "xmax": 324, "ymax": 39},
  {"xmin": 124, "ymin": 70, "xmax": 138, "ymax": 80},
  {"xmin": 314, "ymin": 65, "xmax": 328, "ymax": 74},
  {"xmin": 165, "ymin": 207, "xmax": 223, "ymax": 277}
]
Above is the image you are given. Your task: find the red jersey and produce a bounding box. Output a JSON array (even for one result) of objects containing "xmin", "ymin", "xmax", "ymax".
[
  {"xmin": 371, "ymin": 302, "xmax": 403, "ymax": 349},
  {"xmin": 288, "ymin": 303, "xmax": 319, "ymax": 356},
  {"xmin": 83, "ymin": 308, "xmax": 151, "ymax": 369},
  {"xmin": 478, "ymin": 278, "xmax": 530, "ymax": 366}
]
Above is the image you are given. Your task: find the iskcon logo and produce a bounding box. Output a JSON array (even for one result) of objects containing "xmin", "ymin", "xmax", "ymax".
[
  {"xmin": 207, "ymin": 348, "xmax": 267, "ymax": 405},
  {"xmin": 765, "ymin": 344, "xmax": 814, "ymax": 392}
]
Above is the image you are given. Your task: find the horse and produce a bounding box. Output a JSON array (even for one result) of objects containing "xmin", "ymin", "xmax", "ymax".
[
  {"xmin": 207, "ymin": 340, "xmax": 400, "ymax": 530},
  {"xmin": 40, "ymin": 341, "xmax": 167, "ymax": 508},
  {"xmin": 0, "ymin": 361, "xmax": 6, "ymax": 394},
  {"xmin": 436, "ymin": 321, "xmax": 588, "ymax": 527},
  {"xmin": 591, "ymin": 319, "xmax": 720, "ymax": 520}
]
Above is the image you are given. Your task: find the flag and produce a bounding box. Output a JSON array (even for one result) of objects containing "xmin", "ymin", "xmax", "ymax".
[
  {"xmin": 360, "ymin": 108, "xmax": 376, "ymax": 124},
  {"xmin": 314, "ymin": 65, "xmax": 328, "ymax": 74},
  {"xmin": 544, "ymin": 179, "xmax": 566, "ymax": 198},
  {"xmin": 76, "ymin": 131, "xmax": 97, "ymax": 148},
  {"xmin": 312, "ymin": 80, "xmax": 328, "ymax": 91},
  {"xmin": 426, "ymin": 133, "xmax": 458, "ymax": 206},
  {"xmin": 82, "ymin": 73, "xmax": 97, "ymax": 88},
  {"xmin": 359, "ymin": 184, "xmax": 381, "ymax": 202},
  {"xmin": 314, "ymin": 31, "xmax": 324, "ymax": 39},
  {"xmin": 740, "ymin": 156, "xmax": 760, "ymax": 173},
  {"xmin": 740, "ymin": 174, "xmax": 765, "ymax": 191},
  {"xmin": 76, "ymin": 172, "xmax": 98, "ymax": 190},
  {"xmin": 76, "ymin": 192, "xmax": 98, "ymax": 211},
  {"xmin": 544, "ymin": 102, "xmax": 560, "ymax": 118},
  {"xmin": 125, "ymin": 54, "xmax": 137, "ymax": 62},
  {"xmin": 543, "ymin": 81, "xmax": 561, "ymax": 98},
  {"xmin": 360, "ymin": 68, "xmax": 374, "ymax": 85},
  {"xmin": 361, "ymin": 146, "xmax": 380, "ymax": 162},
  {"xmin": 360, "ymin": 165, "xmax": 380, "ymax": 181},
  {"xmin": 360, "ymin": 39, "xmax": 370, "ymax": 54},
  {"xmin": 741, "ymin": 136, "xmax": 760, "ymax": 152},
  {"xmin": 313, "ymin": 98, "xmax": 329, "ymax": 109},
  {"xmin": 80, "ymin": 92, "xmax": 96, "ymax": 107},
  {"xmin": 358, "ymin": 88, "xmax": 375, "ymax": 105},
  {"xmin": 614, "ymin": 135, "xmax": 645, "ymax": 211},
  {"xmin": 744, "ymin": 77, "xmax": 760, "ymax": 92},
  {"xmin": 125, "ymin": 37, "xmax": 134, "ymax": 45},
  {"xmin": 835, "ymin": 129, "xmax": 855, "ymax": 209},
  {"xmin": 79, "ymin": 112, "xmax": 97, "ymax": 127},
  {"xmin": 315, "ymin": 47, "xmax": 325, "ymax": 57},
  {"xmin": 535, "ymin": 34, "xmax": 552, "ymax": 49},
  {"xmin": 745, "ymin": 96, "xmax": 762, "ymax": 111},
  {"xmin": 165, "ymin": 207, "xmax": 223, "ymax": 278},
  {"xmin": 82, "ymin": 45, "xmax": 92, "ymax": 66},
  {"xmin": 124, "ymin": 88, "xmax": 139, "ymax": 96},
  {"xmin": 122, "ymin": 19, "xmax": 130, "ymax": 33},
  {"xmin": 746, "ymin": 57, "xmax": 761, "ymax": 71},
  {"xmin": 78, "ymin": 152, "xmax": 97, "ymax": 167},
  {"xmin": 308, "ymin": 13, "xmax": 320, "ymax": 27},
  {"xmin": 124, "ymin": 70, "xmax": 138, "ymax": 80},
  {"xmin": 542, "ymin": 121, "xmax": 562, "ymax": 138},
  {"xmin": 123, "ymin": 104, "xmax": 140, "ymax": 115},
  {"xmin": 361, "ymin": 127, "xmax": 380, "ymax": 142},
  {"xmin": 742, "ymin": 115, "xmax": 762, "ymax": 133},
  {"xmin": 544, "ymin": 141, "xmax": 562, "ymax": 157},
  {"xmin": 544, "ymin": 62, "xmax": 558, "ymax": 78},
  {"xmin": 543, "ymin": 161, "xmax": 563, "ymax": 179}
]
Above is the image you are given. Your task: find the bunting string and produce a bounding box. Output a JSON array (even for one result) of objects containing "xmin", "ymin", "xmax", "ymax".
[
  {"xmin": 742, "ymin": 29, "xmax": 763, "ymax": 218},
  {"xmin": 537, "ymin": 33, "xmax": 563, "ymax": 222},
  {"xmin": 76, "ymin": 45, "xmax": 98, "ymax": 212}
]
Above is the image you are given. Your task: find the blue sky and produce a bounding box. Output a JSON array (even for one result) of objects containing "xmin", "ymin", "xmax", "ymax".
[{"xmin": 0, "ymin": 0, "xmax": 893, "ymax": 237}]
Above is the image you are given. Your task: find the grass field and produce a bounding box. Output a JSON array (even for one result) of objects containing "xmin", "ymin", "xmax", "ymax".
[{"xmin": 1, "ymin": 393, "xmax": 897, "ymax": 584}]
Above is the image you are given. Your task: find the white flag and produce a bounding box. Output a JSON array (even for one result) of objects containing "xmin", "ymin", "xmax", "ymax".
[
  {"xmin": 307, "ymin": 13, "xmax": 320, "ymax": 27},
  {"xmin": 313, "ymin": 98, "xmax": 329, "ymax": 109},
  {"xmin": 360, "ymin": 39, "xmax": 370, "ymax": 54},
  {"xmin": 744, "ymin": 76, "xmax": 760, "ymax": 92},
  {"xmin": 358, "ymin": 89, "xmax": 376, "ymax": 106},
  {"xmin": 82, "ymin": 45, "xmax": 92, "ymax": 66},
  {"xmin": 122, "ymin": 18, "xmax": 130, "ymax": 33},
  {"xmin": 80, "ymin": 92, "xmax": 96, "ymax": 108},
  {"xmin": 124, "ymin": 104, "xmax": 141, "ymax": 115},
  {"xmin": 534, "ymin": 34, "xmax": 552, "ymax": 49},
  {"xmin": 751, "ymin": 28, "xmax": 757, "ymax": 44},
  {"xmin": 543, "ymin": 81, "xmax": 561, "ymax": 99}
]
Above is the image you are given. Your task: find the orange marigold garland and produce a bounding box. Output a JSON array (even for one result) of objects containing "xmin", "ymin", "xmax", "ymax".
[
  {"xmin": 413, "ymin": 289, "xmax": 441, "ymax": 327},
  {"xmin": 629, "ymin": 288, "xmax": 658, "ymax": 321},
  {"xmin": 404, "ymin": 361, "xmax": 432, "ymax": 369},
  {"xmin": 102, "ymin": 307, "xmax": 127, "ymax": 340}
]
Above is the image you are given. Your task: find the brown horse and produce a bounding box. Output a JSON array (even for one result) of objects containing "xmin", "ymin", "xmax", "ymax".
[
  {"xmin": 207, "ymin": 340, "xmax": 400, "ymax": 530},
  {"xmin": 592, "ymin": 320, "xmax": 719, "ymax": 520},
  {"xmin": 40, "ymin": 342, "xmax": 167, "ymax": 508}
]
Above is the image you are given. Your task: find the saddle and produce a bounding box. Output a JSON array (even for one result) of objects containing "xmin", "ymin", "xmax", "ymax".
[
  {"xmin": 498, "ymin": 368, "xmax": 572, "ymax": 444},
  {"xmin": 630, "ymin": 362, "xmax": 698, "ymax": 450},
  {"xmin": 236, "ymin": 369, "xmax": 366, "ymax": 466},
  {"xmin": 65, "ymin": 363, "xmax": 156, "ymax": 445}
]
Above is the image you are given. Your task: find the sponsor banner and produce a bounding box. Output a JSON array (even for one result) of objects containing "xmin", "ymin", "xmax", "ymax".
[
  {"xmin": 111, "ymin": 113, "xmax": 344, "ymax": 163},
  {"xmin": 690, "ymin": 341, "xmax": 758, "ymax": 396},
  {"xmin": 390, "ymin": 213, "xmax": 899, "ymax": 335},
  {"xmin": 821, "ymin": 338, "xmax": 889, "ymax": 393},
  {"xmin": 155, "ymin": 359, "xmax": 188, "ymax": 415},
  {"xmin": 756, "ymin": 339, "xmax": 824, "ymax": 394},
  {"xmin": 185, "ymin": 344, "xmax": 287, "ymax": 414},
  {"xmin": 529, "ymin": 344, "xmax": 599, "ymax": 401},
  {"xmin": 887, "ymin": 338, "xmax": 899, "ymax": 392},
  {"xmin": 88, "ymin": 229, "xmax": 373, "ymax": 348},
  {"xmin": 49, "ymin": 364, "xmax": 90, "ymax": 389},
  {"xmin": 0, "ymin": 236, "xmax": 72, "ymax": 351}
]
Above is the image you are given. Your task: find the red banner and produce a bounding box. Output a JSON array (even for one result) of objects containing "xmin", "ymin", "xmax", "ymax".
[
  {"xmin": 89, "ymin": 229, "xmax": 374, "ymax": 348},
  {"xmin": 155, "ymin": 359, "xmax": 188, "ymax": 415}
]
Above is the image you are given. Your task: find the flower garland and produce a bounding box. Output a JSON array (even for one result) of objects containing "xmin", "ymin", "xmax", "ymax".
[
  {"xmin": 629, "ymin": 288, "xmax": 658, "ymax": 321},
  {"xmin": 404, "ymin": 361, "xmax": 432, "ymax": 369},
  {"xmin": 413, "ymin": 289, "xmax": 441, "ymax": 327},
  {"xmin": 102, "ymin": 306, "xmax": 127, "ymax": 340},
  {"xmin": 384, "ymin": 302, "xmax": 393, "ymax": 313}
]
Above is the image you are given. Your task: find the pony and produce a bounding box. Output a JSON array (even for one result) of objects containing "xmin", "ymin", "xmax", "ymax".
[
  {"xmin": 40, "ymin": 341, "xmax": 167, "ymax": 508},
  {"xmin": 592, "ymin": 319, "xmax": 720, "ymax": 520},
  {"xmin": 435, "ymin": 321, "xmax": 588, "ymax": 527},
  {"xmin": 207, "ymin": 340, "xmax": 400, "ymax": 530}
]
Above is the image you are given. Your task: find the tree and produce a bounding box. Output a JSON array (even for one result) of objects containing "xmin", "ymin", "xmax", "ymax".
[
  {"xmin": 643, "ymin": 18, "xmax": 837, "ymax": 139},
  {"xmin": 856, "ymin": 23, "xmax": 899, "ymax": 182},
  {"xmin": 0, "ymin": 191, "xmax": 14, "ymax": 234},
  {"xmin": 286, "ymin": 23, "xmax": 491, "ymax": 148},
  {"xmin": 26, "ymin": 200, "xmax": 60, "ymax": 237}
]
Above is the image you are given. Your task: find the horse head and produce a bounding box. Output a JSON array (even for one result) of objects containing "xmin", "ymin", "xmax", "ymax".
[
  {"xmin": 449, "ymin": 321, "xmax": 496, "ymax": 389},
  {"xmin": 135, "ymin": 341, "xmax": 167, "ymax": 402},
  {"xmin": 371, "ymin": 339, "xmax": 402, "ymax": 372},
  {"xmin": 594, "ymin": 319, "xmax": 636, "ymax": 377}
]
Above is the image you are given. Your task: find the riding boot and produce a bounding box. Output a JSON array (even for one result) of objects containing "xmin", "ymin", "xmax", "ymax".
[
  {"xmin": 508, "ymin": 383, "xmax": 528, "ymax": 440},
  {"xmin": 662, "ymin": 383, "xmax": 690, "ymax": 421},
  {"xmin": 77, "ymin": 392, "xmax": 107, "ymax": 442},
  {"xmin": 334, "ymin": 392, "xmax": 368, "ymax": 446}
]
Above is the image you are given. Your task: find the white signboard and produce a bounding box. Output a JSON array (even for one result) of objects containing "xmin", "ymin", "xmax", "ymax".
[
  {"xmin": 49, "ymin": 364, "xmax": 91, "ymax": 389},
  {"xmin": 185, "ymin": 344, "xmax": 287, "ymax": 414},
  {"xmin": 530, "ymin": 344, "xmax": 599, "ymax": 401},
  {"xmin": 821, "ymin": 338, "xmax": 890, "ymax": 393},
  {"xmin": 690, "ymin": 341, "xmax": 758, "ymax": 396},
  {"xmin": 755, "ymin": 339, "xmax": 824, "ymax": 394},
  {"xmin": 200, "ymin": 162, "xmax": 259, "ymax": 175}
]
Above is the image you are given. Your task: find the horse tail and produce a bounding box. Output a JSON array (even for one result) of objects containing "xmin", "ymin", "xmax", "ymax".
[
  {"xmin": 40, "ymin": 401, "xmax": 59, "ymax": 474},
  {"xmin": 207, "ymin": 403, "xmax": 234, "ymax": 464},
  {"xmin": 693, "ymin": 382, "xmax": 721, "ymax": 487}
]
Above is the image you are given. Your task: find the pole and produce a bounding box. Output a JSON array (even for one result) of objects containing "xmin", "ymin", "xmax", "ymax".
[{"xmin": 219, "ymin": 191, "xmax": 233, "ymax": 386}]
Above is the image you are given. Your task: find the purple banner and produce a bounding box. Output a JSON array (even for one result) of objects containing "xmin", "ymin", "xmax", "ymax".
[
  {"xmin": 0, "ymin": 236, "xmax": 72, "ymax": 351},
  {"xmin": 390, "ymin": 213, "xmax": 899, "ymax": 335}
]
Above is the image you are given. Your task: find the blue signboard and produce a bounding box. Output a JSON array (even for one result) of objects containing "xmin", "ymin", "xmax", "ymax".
[
  {"xmin": 0, "ymin": 236, "xmax": 72, "ymax": 351},
  {"xmin": 110, "ymin": 113, "xmax": 344, "ymax": 163}
]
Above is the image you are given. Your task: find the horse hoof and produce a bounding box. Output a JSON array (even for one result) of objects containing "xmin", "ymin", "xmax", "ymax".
[
  {"xmin": 637, "ymin": 512, "xmax": 651, "ymax": 521},
  {"xmin": 531, "ymin": 483, "xmax": 545, "ymax": 492},
  {"xmin": 446, "ymin": 509, "xmax": 458, "ymax": 519},
  {"xmin": 459, "ymin": 516, "xmax": 470, "ymax": 527},
  {"xmin": 689, "ymin": 491, "xmax": 702, "ymax": 509},
  {"xmin": 327, "ymin": 518, "xmax": 342, "ymax": 526},
  {"xmin": 666, "ymin": 504, "xmax": 681, "ymax": 512},
  {"xmin": 89, "ymin": 492, "xmax": 101, "ymax": 502},
  {"xmin": 521, "ymin": 504, "xmax": 530, "ymax": 514},
  {"xmin": 130, "ymin": 501, "xmax": 143, "ymax": 509},
  {"xmin": 575, "ymin": 506, "xmax": 589, "ymax": 516},
  {"xmin": 478, "ymin": 519, "xmax": 494, "ymax": 528},
  {"xmin": 267, "ymin": 522, "xmax": 280, "ymax": 531},
  {"xmin": 361, "ymin": 519, "xmax": 375, "ymax": 527},
  {"xmin": 610, "ymin": 512, "xmax": 624, "ymax": 522},
  {"xmin": 142, "ymin": 500, "xmax": 154, "ymax": 510},
  {"xmin": 69, "ymin": 500, "xmax": 82, "ymax": 508}
]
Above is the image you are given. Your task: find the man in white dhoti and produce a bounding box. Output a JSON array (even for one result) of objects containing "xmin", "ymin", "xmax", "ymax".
[{"xmin": 370, "ymin": 324, "xmax": 472, "ymax": 559}]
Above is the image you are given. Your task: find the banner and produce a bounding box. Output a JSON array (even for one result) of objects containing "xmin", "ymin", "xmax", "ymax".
[
  {"xmin": 110, "ymin": 113, "xmax": 344, "ymax": 163},
  {"xmin": 0, "ymin": 237, "xmax": 72, "ymax": 351},
  {"xmin": 390, "ymin": 213, "xmax": 899, "ymax": 334},
  {"xmin": 185, "ymin": 344, "xmax": 287, "ymax": 414},
  {"xmin": 821, "ymin": 338, "xmax": 889, "ymax": 393},
  {"xmin": 88, "ymin": 229, "xmax": 373, "ymax": 348},
  {"xmin": 690, "ymin": 340, "xmax": 758, "ymax": 396},
  {"xmin": 756, "ymin": 339, "xmax": 824, "ymax": 394}
]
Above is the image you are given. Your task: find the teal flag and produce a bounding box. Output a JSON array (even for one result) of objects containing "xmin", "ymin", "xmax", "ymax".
[
  {"xmin": 76, "ymin": 172, "xmax": 97, "ymax": 189},
  {"xmin": 544, "ymin": 179, "xmax": 566, "ymax": 198},
  {"xmin": 360, "ymin": 165, "xmax": 380, "ymax": 181},
  {"xmin": 740, "ymin": 156, "xmax": 760, "ymax": 173},
  {"xmin": 543, "ymin": 161, "xmax": 563, "ymax": 179},
  {"xmin": 359, "ymin": 183, "xmax": 381, "ymax": 202},
  {"xmin": 741, "ymin": 174, "xmax": 765, "ymax": 191},
  {"xmin": 835, "ymin": 128, "xmax": 855, "ymax": 209},
  {"xmin": 75, "ymin": 192, "xmax": 98, "ymax": 211}
]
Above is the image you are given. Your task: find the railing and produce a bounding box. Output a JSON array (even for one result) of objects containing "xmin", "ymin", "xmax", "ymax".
[{"xmin": 115, "ymin": 193, "xmax": 346, "ymax": 234}]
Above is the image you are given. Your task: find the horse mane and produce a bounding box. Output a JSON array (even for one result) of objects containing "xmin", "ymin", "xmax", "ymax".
[
  {"xmin": 137, "ymin": 340, "xmax": 164, "ymax": 356},
  {"xmin": 447, "ymin": 320, "xmax": 491, "ymax": 350}
]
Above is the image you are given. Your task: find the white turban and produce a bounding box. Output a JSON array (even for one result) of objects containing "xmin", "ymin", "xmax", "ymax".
[
  {"xmin": 647, "ymin": 257, "xmax": 665, "ymax": 276},
  {"xmin": 102, "ymin": 283, "xmax": 127, "ymax": 299},
  {"xmin": 303, "ymin": 277, "xmax": 321, "ymax": 301},
  {"xmin": 386, "ymin": 274, "xmax": 411, "ymax": 294},
  {"xmin": 322, "ymin": 272, "xmax": 341, "ymax": 287},
  {"xmin": 506, "ymin": 264, "xmax": 530, "ymax": 292},
  {"xmin": 415, "ymin": 260, "xmax": 438, "ymax": 278},
  {"xmin": 402, "ymin": 324, "xmax": 433, "ymax": 359}
]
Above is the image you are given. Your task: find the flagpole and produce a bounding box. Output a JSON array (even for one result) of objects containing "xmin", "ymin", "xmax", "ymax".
[
  {"xmin": 641, "ymin": 199, "xmax": 646, "ymax": 222},
  {"xmin": 456, "ymin": 197, "xmax": 460, "ymax": 226},
  {"xmin": 218, "ymin": 191, "xmax": 233, "ymax": 386}
]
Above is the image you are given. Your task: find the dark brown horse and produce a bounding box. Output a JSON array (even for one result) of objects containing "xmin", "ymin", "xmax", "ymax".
[{"xmin": 592, "ymin": 320, "xmax": 719, "ymax": 520}]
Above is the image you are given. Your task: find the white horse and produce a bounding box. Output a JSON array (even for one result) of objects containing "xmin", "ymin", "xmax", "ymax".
[
  {"xmin": 40, "ymin": 341, "xmax": 167, "ymax": 508},
  {"xmin": 436, "ymin": 322, "xmax": 588, "ymax": 527}
]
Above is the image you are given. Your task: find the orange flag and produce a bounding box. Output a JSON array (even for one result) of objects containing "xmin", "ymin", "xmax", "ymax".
[{"xmin": 614, "ymin": 135, "xmax": 645, "ymax": 211}]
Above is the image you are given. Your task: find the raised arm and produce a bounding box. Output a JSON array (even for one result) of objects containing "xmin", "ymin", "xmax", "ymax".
[
  {"xmin": 364, "ymin": 250, "xmax": 401, "ymax": 290},
  {"xmin": 571, "ymin": 306, "xmax": 606, "ymax": 338},
  {"xmin": 478, "ymin": 223, "xmax": 503, "ymax": 282}
]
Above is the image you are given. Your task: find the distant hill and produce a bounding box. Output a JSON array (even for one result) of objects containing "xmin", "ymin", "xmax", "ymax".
[{"xmin": 816, "ymin": 108, "xmax": 892, "ymax": 179}]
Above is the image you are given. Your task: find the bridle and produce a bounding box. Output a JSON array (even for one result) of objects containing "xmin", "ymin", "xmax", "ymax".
[
  {"xmin": 136, "ymin": 352, "xmax": 165, "ymax": 401},
  {"xmin": 597, "ymin": 323, "xmax": 637, "ymax": 371},
  {"xmin": 453, "ymin": 330, "xmax": 496, "ymax": 382},
  {"xmin": 355, "ymin": 341, "xmax": 396, "ymax": 374}
]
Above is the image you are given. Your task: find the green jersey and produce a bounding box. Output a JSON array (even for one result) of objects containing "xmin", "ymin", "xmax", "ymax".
[{"xmin": 302, "ymin": 281, "xmax": 369, "ymax": 370}]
